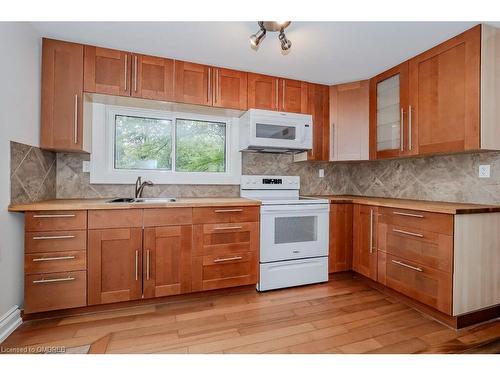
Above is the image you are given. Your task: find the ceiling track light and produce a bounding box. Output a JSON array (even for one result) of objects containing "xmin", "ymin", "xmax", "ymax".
[{"xmin": 249, "ymin": 21, "xmax": 292, "ymax": 52}]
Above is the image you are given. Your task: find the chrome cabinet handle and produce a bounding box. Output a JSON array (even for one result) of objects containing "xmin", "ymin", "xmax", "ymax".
[
  {"xmin": 275, "ymin": 79, "xmax": 279, "ymax": 110},
  {"xmin": 32, "ymin": 214, "xmax": 76, "ymax": 218},
  {"xmin": 392, "ymin": 211, "xmax": 424, "ymax": 218},
  {"xmin": 33, "ymin": 276, "xmax": 75, "ymax": 284},
  {"xmin": 282, "ymin": 80, "xmax": 285, "ymax": 110},
  {"xmin": 124, "ymin": 54, "xmax": 128, "ymax": 91},
  {"xmin": 369, "ymin": 208, "xmax": 374, "ymax": 254},
  {"xmin": 32, "ymin": 256, "xmax": 76, "ymax": 262},
  {"xmin": 32, "ymin": 235, "xmax": 76, "ymax": 240},
  {"xmin": 207, "ymin": 67, "xmax": 211, "ymax": 102},
  {"xmin": 400, "ymin": 107, "xmax": 404, "ymax": 151},
  {"xmin": 135, "ymin": 250, "xmax": 139, "ymax": 281},
  {"xmin": 408, "ymin": 105, "xmax": 412, "ymax": 151},
  {"xmin": 146, "ymin": 250, "xmax": 150, "ymax": 281},
  {"xmin": 213, "ymin": 256, "xmax": 242, "ymax": 263},
  {"xmin": 214, "ymin": 209, "xmax": 243, "ymax": 213},
  {"xmin": 134, "ymin": 55, "xmax": 138, "ymax": 92},
  {"xmin": 214, "ymin": 68, "xmax": 218, "ymax": 103},
  {"xmin": 74, "ymin": 94, "xmax": 78, "ymax": 144},
  {"xmin": 392, "ymin": 228, "xmax": 424, "ymax": 238},
  {"xmin": 213, "ymin": 226, "xmax": 243, "ymax": 231},
  {"xmin": 391, "ymin": 259, "xmax": 423, "ymax": 272}
]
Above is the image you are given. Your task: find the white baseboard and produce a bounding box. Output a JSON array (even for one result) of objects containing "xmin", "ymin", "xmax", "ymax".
[{"xmin": 0, "ymin": 306, "xmax": 22, "ymax": 343}]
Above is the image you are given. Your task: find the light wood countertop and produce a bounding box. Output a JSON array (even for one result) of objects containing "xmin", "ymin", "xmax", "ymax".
[
  {"xmin": 8, "ymin": 197, "xmax": 260, "ymax": 212},
  {"xmin": 306, "ymin": 195, "xmax": 500, "ymax": 215}
]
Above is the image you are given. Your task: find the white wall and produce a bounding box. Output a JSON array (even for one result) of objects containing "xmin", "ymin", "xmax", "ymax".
[{"xmin": 0, "ymin": 23, "xmax": 41, "ymax": 318}]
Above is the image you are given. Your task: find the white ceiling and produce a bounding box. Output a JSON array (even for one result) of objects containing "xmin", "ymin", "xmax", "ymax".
[{"xmin": 30, "ymin": 21, "xmax": 484, "ymax": 85}]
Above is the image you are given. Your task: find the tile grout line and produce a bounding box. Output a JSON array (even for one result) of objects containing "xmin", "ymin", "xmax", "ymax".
[{"xmin": 10, "ymin": 146, "xmax": 33, "ymax": 177}]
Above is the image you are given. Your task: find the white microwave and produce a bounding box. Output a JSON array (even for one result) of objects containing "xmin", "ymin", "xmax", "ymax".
[{"xmin": 239, "ymin": 109, "xmax": 313, "ymax": 153}]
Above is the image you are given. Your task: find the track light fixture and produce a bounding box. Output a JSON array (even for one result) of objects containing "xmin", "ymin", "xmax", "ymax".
[{"xmin": 249, "ymin": 21, "xmax": 292, "ymax": 52}]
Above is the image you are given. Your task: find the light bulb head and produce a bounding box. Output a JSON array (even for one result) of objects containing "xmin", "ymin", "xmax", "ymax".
[
  {"xmin": 250, "ymin": 28, "xmax": 266, "ymax": 48},
  {"xmin": 279, "ymin": 31, "xmax": 292, "ymax": 51}
]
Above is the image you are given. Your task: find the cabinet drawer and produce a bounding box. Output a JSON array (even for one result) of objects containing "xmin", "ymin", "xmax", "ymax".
[
  {"xmin": 193, "ymin": 222, "xmax": 259, "ymax": 256},
  {"xmin": 88, "ymin": 209, "xmax": 143, "ymax": 229},
  {"xmin": 379, "ymin": 207, "xmax": 453, "ymax": 235},
  {"xmin": 25, "ymin": 211, "xmax": 87, "ymax": 231},
  {"xmin": 25, "ymin": 251, "xmax": 86, "ymax": 275},
  {"xmin": 378, "ymin": 223, "xmax": 453, "ymax": 272},
  {"xmin": 24, "ymin": 270, "xmax": 87, "ymax": 313},
  {"xmin": 25, "ymin": 230, "xmax": 87, "ymax": 253},
  {"xmin": 385, "ymin": 254, "xmax": 452, "ymax": 314},
  {"xmin": 193, "ymin": 206, "xmax": 259, "ymax": 224},
  {"xmin": 143, "ymin": 208, "xmax": 192, "ymax": 227},
  {"xmin": 192, "ymin": 251, "xmax": 258, "ymax": 291}
]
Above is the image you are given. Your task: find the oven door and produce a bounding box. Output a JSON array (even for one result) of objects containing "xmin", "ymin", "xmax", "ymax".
[{"xmin": 260, "ymin": 204, "xmax": 329, "ymax": 263}]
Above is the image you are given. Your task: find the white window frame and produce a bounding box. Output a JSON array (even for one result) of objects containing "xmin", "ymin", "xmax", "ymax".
[{"xmin": 90, "ymin": 104, "xmax": 241, "ymax": 185}]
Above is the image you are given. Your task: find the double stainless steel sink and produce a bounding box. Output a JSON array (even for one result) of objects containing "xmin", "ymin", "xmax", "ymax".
[{"xmin": 106, "ymin": 197, "xmax": 177, "ymax": 204}]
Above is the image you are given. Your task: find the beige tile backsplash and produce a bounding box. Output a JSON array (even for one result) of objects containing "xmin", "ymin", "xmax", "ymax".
[{"xmin": 11, "ymin": 141, "xmax": 500, "ymax": 205}]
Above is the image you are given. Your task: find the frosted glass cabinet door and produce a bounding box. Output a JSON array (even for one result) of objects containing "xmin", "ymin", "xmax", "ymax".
[{"xmin": 369, "ymin": 62, "xmax": 409, "ymax": 159}]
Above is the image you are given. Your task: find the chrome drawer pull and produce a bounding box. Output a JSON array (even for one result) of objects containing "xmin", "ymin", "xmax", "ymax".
[
  {"xmin": 135, "ymin": 250, "xmax": 139, "ymax": 281},
  {"xmin": 214, "ymin": 209, "xmax": 243, "ymax": 213},
  {"xmin": 392, "ymin": 229, "xmax": 424, "ymax": 238},
  {"xmin": 146, "ymin": 250, "xmax": 150, "ymax": 281},
  {"xmin": 213, "ymin": 256, "xmax": 243, "ymax": 263},
  {"xmin": 391, "ymin": 260, "xmax": 423, "ymax": 272},
  {"xmin": 32, "ymin": 235, "xmax": 76, "ymax": 240},
  {"xmin": 213, "ymin": 226, "xmax": 243, "ymax": 231},
  {"xmin": 33, "ymin": 276, "xmax": 76, "ymax": 284},
  {"xmin": 392, "ymin": 211, "xmax": 424, "ymax": 218},
  {"xmin": 32, "ymin": 256, "xmax": 76, "ymax": 262},
  {"xmin": 32, "ymin": 214, "xmax": 76, "ymax": 218}
]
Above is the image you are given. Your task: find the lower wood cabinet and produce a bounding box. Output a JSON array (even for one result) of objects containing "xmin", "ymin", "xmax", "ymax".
[
  {"xmin": 88, "ymin": 227, "xmax": 143, "ymax": 305},
  {"xmin": 143, "ymin": 225, "xmax": 192, "ymax": 298},
  {"xmin": 329, "ymin": 203, "xmax": 353, "ymax": 273},
  {"xmin": 352, "ymin": 204, "xmax": 378, "ymax": 280}
]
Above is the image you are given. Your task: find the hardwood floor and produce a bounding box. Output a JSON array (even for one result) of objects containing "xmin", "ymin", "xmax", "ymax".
[{"xmin": 2, "ymin": 273, "xmax": 499, "ymax": 354}]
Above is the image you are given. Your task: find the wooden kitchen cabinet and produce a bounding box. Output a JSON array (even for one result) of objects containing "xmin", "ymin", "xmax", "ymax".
[
  {"xmin": 247, "ymin": 73, "xmax": 279, "ymax": 111},
  {"xmin": 329, "ymin": 203, "xmax": 353, "ymax": 273},
  {"xmin": 131, "ymin": 54, "xmax": 174, "ymax": 101},
  {"xmin": 408, "ymin": 25, "xmax": 481, "ymax": 155},
  {"xmin": 352, "ymin": 204, "xmax": 378, "ymax": 280},
  {"xmin": 40, "ymin": 39, "xmax": 86, "ymax": 152},
  {"xmin": 330, "ymin": 80, "xmax": 369, "ymax": 161},
  {"xmin": 88, "ymin": 227, "xmax": 143, "ymax": 305},
  {"xmin": 212, "ymin": 67, "xmax": 248, "ymax": 110},
  {"xmin": 279, "ymin": 78, "xmax": 308, "ymax": 113},
  {"xmin": 84, "ymin": 45, "xmax": 131, "ymax": 96},
  {"xmin": 174, "ymin": 60, "xmax": 212, "ymax": 106},
  {"xmin": 306, "ymin": 83, "xmax": 330, "ymax": 161},
  {"xmin": 143, "ymin": 225, "xmax": 192, "ymax": 298}
]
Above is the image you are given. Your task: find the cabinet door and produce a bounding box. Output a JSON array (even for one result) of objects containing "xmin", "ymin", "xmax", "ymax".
[
  {"xmin": 307, "ymin": 84, "xmax": 330, "ymax": 161},
  {"xmin": 131, "ymin": 54, "xmax": 174, "ymax": 101},
  {"xmin": 41, "ymin": 39, "xmax": 84, "ymax": 152},
  {"xmin": 369, "ymin": 62, "xmax": 410, "ymax": 159},
  {"xmin": 143, "ymin": 225, "xmax": 192, "ymax": 299},
  {"xmin": 88, "ymin": 228, "xmax": 142, "ymax": 305},
  {"xmin": 212, "ymin": 68, "xmax": 247, "ymax": 110},
  {"xmin": 174, "ymin": 61, "xmax": 212, "ymax": 106},
  {"xmin": 409, "ymin": 25, "xmax": 480, "ymax": 155},
  {"xmin": 331, "ymin": 80, "xmax": 370, "ymax": 161},
  {"xmin": 84, "ymin": 46, "xmax": 131, "ymax": 96},
  {"xmin": 279, "ymin": 78, "xmax": 308, "ymax": 113},
  {"xmin": 352, "ymin": 205, "xmax": 378, "ymax": 280},
  {"xmin": 247, "ymin": 73, "xmax": 279, "ymax": 111},
  {"xmin": 329, "ymin": 203, "xmax": 353, "ymax": 273}
]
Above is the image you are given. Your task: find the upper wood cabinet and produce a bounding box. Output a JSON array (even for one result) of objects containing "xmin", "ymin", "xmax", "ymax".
[
  {"xmin": 307, "ymin": 83, "xmax": 330, "ymax": 161},
  {"xmin": 41, "ymin": 39, "xmax": 86, "ymax": 152},
  {"xmin": 352, "ymin": 204, "xmax": 378, "ymax": 281},
  {"xmin": 409, "ymin": 25, "xmax": 481, "ymax": 155},
  {"xmin": 331, "ymin": 80, "xmax": 370, "ymax": 161},
  {"xmin": 143, "ymin": 225, "xmax": 192, "ymax": 298},
  {"xmin": 247, "ymin": 73, "xmax": 279, "ymax": 111},
  {"xmin": 174, "ymin": 61, "xmax": 212, "ymax": 106},
  {"xmin": 84, "ymin": 46, "xmax": 131, "ymax": 96},
  {"xmin": 212, "ymin": 67, "xmax": 248, "ymax": 110},
  {"xmin": 279, "ymin": 78, "xmax": 308, "ymax": 113},
  {"xmin": 369, "ymin": 62, "xmax": 410, "ymax": 160},
  {"xmin": 131, "ymin": 54, "xmax": 174, "ymax": 101}
]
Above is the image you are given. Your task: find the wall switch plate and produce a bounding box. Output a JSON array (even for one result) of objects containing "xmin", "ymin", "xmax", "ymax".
[
  {"xmin": 318, "ymin": 169, "xmax": 325, "ymax": 178},
  {"xmin": 82, "ymin": 160, "xmax": 90, "ymax": 173},
  {"xmin": 479, "ymin": 165, "xmax": 491, "ymax": 178}
]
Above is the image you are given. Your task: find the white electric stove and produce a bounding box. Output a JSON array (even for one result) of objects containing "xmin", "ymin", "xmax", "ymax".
[{"xmin": 240, "ymin": 175, "xmax": 330, "ymax": 291}]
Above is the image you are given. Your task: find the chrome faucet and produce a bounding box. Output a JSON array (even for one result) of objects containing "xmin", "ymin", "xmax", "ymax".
[{"xmin": 135, "ymin": 177, "xmax": 154, "ymax": 198}]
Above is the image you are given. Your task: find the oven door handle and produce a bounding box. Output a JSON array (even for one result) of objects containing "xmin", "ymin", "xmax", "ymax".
[{"xmin": 261, "ymin": 205, "xmax": 329, "ymax": 214}]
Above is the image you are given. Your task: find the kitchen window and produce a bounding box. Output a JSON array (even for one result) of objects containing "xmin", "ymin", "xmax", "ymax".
[{"xmin": 90, "ymin": 104, "xmax": 241, "ymax": 184}]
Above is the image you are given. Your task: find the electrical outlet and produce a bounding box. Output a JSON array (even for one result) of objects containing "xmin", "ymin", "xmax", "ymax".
[
  {"xmin": 318, "ymin": 169, "xmax": 325, "ymax": 178},
  {"xmin": 82, "ymin": 160, "xmax": 90, "ymax": 173},
  {"xmin": 479, "ymin": 165, "xmax": 491, "ymax": 178}
]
